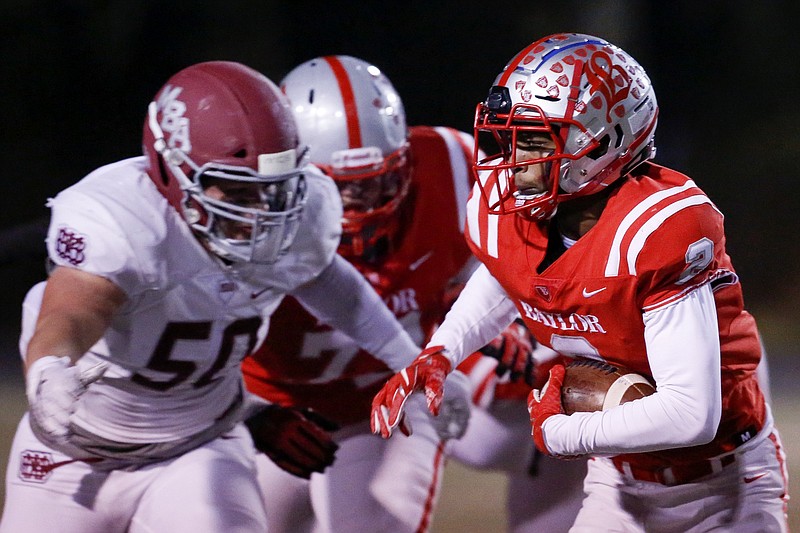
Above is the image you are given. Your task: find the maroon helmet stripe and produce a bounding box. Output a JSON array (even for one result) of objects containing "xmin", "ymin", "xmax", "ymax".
[{"xmin": 324, "ymin": 56, "xmax": 362, "ymax": 148}]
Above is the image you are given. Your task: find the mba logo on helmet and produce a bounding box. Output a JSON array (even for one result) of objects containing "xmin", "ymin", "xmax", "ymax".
[{"xmin": 157, "ymin": 85, "xmax": 191, "ymax": 153}]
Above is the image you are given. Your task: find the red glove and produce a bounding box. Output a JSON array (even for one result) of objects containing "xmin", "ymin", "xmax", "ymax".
[
  {"xmin": 245, "ymin": 404, "xmax": 339, "ymax": 479},
  {"xmin": 371, "ymin": 345, "xmax": 452, "ymax": 439},
  {"xmin": 479, "ymin": 320, "xmax": 535, "ymax": 385},
  {"xmin": 527, "ymin": 364, "xmax": 566, "ymax": 457}
]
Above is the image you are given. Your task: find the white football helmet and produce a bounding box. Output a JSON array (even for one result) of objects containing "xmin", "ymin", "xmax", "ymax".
[
  {"xmin": 474, "ymin": 33, "xmax": 658, "ymax": 220},
  {"xmin": 281, "ymin": 55, "xmax": 410, "ymax": 260},
  {"xmin": 143, "ymin": 61, "xmax": 308, "ymax": 264}
]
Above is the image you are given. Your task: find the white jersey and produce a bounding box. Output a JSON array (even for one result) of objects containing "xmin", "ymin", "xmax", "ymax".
[{"xmin": 36, "ymin": 156, "xmax": 341, "ymax": 445}]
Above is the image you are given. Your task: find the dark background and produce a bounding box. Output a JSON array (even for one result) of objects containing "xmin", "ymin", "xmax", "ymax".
[{"xmin": 1, "ymin": 1, "xmax": 798, "ymax": 350}]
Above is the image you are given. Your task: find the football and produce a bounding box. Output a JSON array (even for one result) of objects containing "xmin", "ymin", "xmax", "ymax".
[{"xmin": 561, "ymin": 358, "xmax": 655, "ymax": 415}]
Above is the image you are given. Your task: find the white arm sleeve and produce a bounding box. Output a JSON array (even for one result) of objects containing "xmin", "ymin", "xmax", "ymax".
[
  {"xmin": 428, "ymin": 263, "xmax": 519, "ymax": 368},
  {"xmin": 542, "ymin": 282, "xmax": 722, "ymax": 456},
  {"xmin": 291, "ymin": 254, "xmax": 419, "ymax": 372}
]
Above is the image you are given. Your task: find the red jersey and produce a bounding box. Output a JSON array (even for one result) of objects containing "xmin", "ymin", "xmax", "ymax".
[
  {"xmin": 242, "ymin": 126, "xmax": 474, "ymax": 425},
  {"xmin": 465, "ymin": 162, "xmax": 765, "ymax": 468}
]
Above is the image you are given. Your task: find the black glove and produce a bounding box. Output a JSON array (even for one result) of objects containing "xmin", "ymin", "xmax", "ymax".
[
  {"xmin": 244, "ymin": 404, "xmax": 339, "ymax": 479},
  {"xmin": 479, "ymin": 319, "xmax": 536, "ymax": 385}
]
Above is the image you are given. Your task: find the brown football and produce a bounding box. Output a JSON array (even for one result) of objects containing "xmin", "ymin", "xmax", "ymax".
[{"xmin": 561, "ymin": 358, "xmax": 656, "ymax": 415}]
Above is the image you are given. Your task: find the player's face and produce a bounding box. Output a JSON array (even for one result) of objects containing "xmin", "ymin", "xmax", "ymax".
[
  {"xmin": 203, "ymin": 178, "xmax": 284, "ymax": 240},
  {"xmin": 336, "ymin": 171, "xmax": 400, "ymax": 213},
  {"xmin": 512, "ymin": 132, "xmax": 557, "ymax": 195}
]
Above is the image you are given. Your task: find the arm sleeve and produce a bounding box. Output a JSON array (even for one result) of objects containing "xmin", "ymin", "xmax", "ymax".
[
  {"xmin": 291, "ymin": 254, "xmax": 419, "ymax": 372},
  {"xmin": 542, "ymin": 282, "xmax": 722, "ymax": 456},
  {"xmin": 428, "ymin": 263, "xmax": 520, "ymax": 368}
]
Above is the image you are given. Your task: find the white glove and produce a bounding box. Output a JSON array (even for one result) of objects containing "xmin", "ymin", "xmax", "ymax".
[
  {"xmin": 429, "ymin": 369, "xmax": 472, "ymax": 441},
  {"xmin": 26, "ymin": 356, "xmax": 108, "ymax": 446}
]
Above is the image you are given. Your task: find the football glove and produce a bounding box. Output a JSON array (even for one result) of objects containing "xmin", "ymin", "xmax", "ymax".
[
  {"xmin": 245, "ymin": 404, "xmax": 339, "ymax": 479},
  {"xmin": 26, "ymin": 355, "xmax": 107, "ymax": 447},
  {"xmin": 528, "ymin": 364, "xmax": 565, "ymax": 457},
  {"xmin": 371, "ymin": 345, "xmax": 451, "ymax": 439},
  {"xmin": 479, "ymin": 320, "xmax": 536, "ymax": 385},
  {"xmin": 527, "ymin": 364, "xmax": 581, "ymax": 460}
]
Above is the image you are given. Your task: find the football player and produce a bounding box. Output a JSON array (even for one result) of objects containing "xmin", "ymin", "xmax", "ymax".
[
  {"xmin": 372, "ymin": 34, "xmax": 789, "ymax": 532},
  {"xmin": 0, "ymin": 61, "xmax": 423, "ymax": 533},
  {"xmin": 241, "ymin": 55, "xmax": 513, "ymax": 532}
]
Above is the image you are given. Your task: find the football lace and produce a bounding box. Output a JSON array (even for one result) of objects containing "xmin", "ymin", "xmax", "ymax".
[{"xmin": 566, "ymin": 358, "xmax": 619, "ymax": 374}]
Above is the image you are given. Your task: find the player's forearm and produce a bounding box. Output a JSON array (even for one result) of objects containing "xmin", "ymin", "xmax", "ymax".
[
  {"xmin": 293, "ymin": 254, "xmax": 419, "ymax": 371},
  {"xmin": 26, "ymin": 315, "xmax": 96, "ymax": 366},
  {"xmin": 25, "ymin": 268, "xmax": 125, "ymax": 372},
  {"xmin": 429, "ymin": 263, "xmax": 519, "ymax": 368},
  {"xmin": 543, "ymin": 284, "xmax": 722, "ymax": 455}
]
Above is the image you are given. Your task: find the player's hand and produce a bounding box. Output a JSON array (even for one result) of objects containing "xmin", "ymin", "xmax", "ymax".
[
  {"xmin": 245, "ymin": 404, "xmax": 339, "ymax": 480},
  {"xmin": 26, "ymin": 355, "xmax": 108, "ymax": 447},
  {"xmin": 527, "ymin": 364, "xmax": 566, "ymax": 457},
  {"xmin": 528, "ymin": 365, "xmax": 587, "ymax": 460},
  {"xmin": 479, "ymin": 320, "xmax": 536, "ymax": 385},
  {"xmin": 430, "ymin": 369, "xmax": 471, "ymax": 441},
  {"xmin": 371, "ymin": 345, "xmax": 452, "ymax": 439}
]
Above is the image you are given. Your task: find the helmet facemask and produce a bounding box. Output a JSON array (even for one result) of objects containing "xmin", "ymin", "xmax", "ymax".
[
  {"xmin": 192, "ymin": 162, "xmax": 307, "ymax": 264},
  {"xmin": 474, "ymin": 86, "xmax": 601, "ymax": 221},
  {"xmin": 147, "ymin": 102, "xmax": 308, "ymax": 264},
  {"xmin": 318, "ymin": 144, "xmax": 410, "ymax": 261}
]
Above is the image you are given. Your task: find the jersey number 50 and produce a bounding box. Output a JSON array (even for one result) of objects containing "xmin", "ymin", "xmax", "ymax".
[{"xmin": 131, "ymin": 317, "xmax": 262, "ymax": 391}]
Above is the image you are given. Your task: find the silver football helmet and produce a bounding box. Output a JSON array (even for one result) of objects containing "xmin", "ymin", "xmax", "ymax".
[
  {"xmin": 474, "ymin": 33, "xmax": 658, "ymax": 220},
  {"xmin": 281, "ymin": 55, "xmax": 410, "ymax": 260}
]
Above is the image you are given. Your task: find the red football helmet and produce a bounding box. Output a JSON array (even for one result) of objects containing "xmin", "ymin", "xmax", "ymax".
[
  {"xmin": 473, "ymin": 33, "xmax": 658, "ymax": 220},
  {"xmin": 280, "ymin": 55, "xmax": 410, "ymax": 262},
  {"xmin": 142, "ymin": 61, "xmax": 308, "ymax": 264}
]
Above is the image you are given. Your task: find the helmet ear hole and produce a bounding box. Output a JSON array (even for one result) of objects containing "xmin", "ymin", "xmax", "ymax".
[
  {"xmin": 587, "ymin": 134, "xmax": 611, "ymax": 160},
  {"xmin": 613, "ymin": 124, "xmax": 625, "ymax": 149},
  {"xmin": 157, "ymin": 154, "xmax": 170, "ymax": 186}
]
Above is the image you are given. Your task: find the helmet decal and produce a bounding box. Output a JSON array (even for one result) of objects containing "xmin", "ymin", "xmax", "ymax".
[
  {"xmin": 324, "ymin": 56, "xmax": 362, "ymax": 148},
  {"xmin": 157, "ymin": 85, "xmax": 192, "ymax": 154},
  {"xmin": 585, "ymin": 50, "xmax": 632, "ymax": 122}
]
